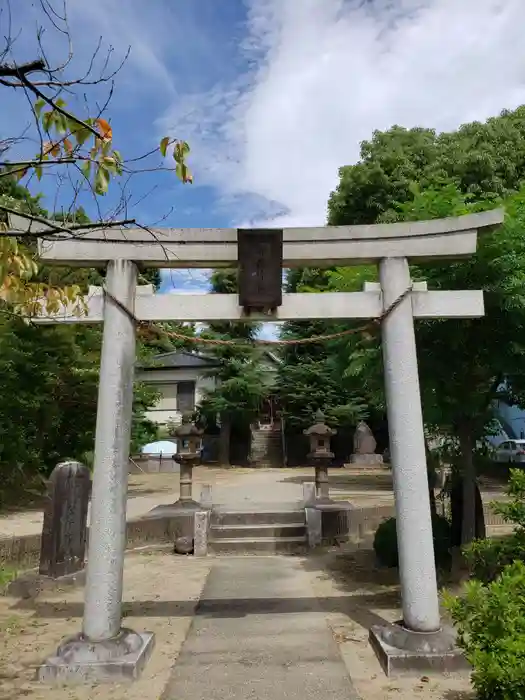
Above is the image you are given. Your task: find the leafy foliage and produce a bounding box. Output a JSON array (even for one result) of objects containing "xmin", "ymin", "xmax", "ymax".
[
  {"xmin": 464, "ymin": 469, "xmax": 525, "ymax": 583},
  {"xmin": 276, "ymin": 267, "xmax": 370, "ymax": 434},
  {"xmin": 445, "ymin": 561, "xmax": 525, "ymax": 700},
  {"xmin": 0, "ymin": 179, "xmax": 159, "ymax": 505},
  {"xmin": 328, "ymin": 108, "xmax": 525, "ymax": 227}
]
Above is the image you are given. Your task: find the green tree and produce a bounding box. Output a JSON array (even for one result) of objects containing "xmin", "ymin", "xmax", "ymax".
[
  {"xmin": 0, "ymin": 177, "xmax": 160, "ymax": 503},
  {"xmin": 197, "ymin": 270, "xmax": 269, "ymax": 465},
  {"xmin": 328, "ymin": 119, "xmax": 525, "ymax": 544},
  {"xmin": 328, "ymin": 107, "xmax": 525, "ymax": 227},
  {"xmin": 276, "ymin": 265, "xmax": 375, "ymax": 439}
]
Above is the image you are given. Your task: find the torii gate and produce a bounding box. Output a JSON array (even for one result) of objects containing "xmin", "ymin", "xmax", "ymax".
[{"xmin": 8, "ymin": 208, "xmax": 503, "ymax": 680}]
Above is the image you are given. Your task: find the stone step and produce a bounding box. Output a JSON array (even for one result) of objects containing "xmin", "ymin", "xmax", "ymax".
[
  {"xmin": 211, "ymin": 510, "xmax": 305, "ymax": 527},
  {"xmin": 210, "ymin": 523, "xmax": 306, "ymax": 540},
  {"xmin": 250, "ymin": 463, "xmax": 284, "ymax": 468},
  {"xmin": 208, "ymin": 536, "xmax": 308, "ymax": 555},
  {"xmin": 251, "ymin": 447, "xmax": 282, "ymax": 454}
]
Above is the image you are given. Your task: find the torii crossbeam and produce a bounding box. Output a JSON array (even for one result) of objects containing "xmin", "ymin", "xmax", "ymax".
[{"xmin": 7, "ymin": 208, "xmax": 504, "ymax": 680}]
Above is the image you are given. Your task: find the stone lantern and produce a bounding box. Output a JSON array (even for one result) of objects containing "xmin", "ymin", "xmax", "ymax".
[
  {"xmin": 172, "ymin": 413, "xmax": 203, "ymax": 507},
  {"xmin": 304, "ymin": 410, "xmax": 336, "ymax": 501}
]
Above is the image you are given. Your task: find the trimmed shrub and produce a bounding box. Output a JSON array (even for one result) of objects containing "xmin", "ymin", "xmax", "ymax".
[
  {"xmin": 445, "ymin": 560, "xmax": 525, "ymax": 700},
  {"xmin": 373, "ymin": 514, "xmax": 452, "ymax": 569}
]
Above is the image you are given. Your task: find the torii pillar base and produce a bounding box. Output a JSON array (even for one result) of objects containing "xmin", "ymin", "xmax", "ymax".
[
  {"xmin": 37, "ymin": 629, "xmax": 155, "ymax": 685},
  {"xmin": 369, "ymin": 622, "xmax": 469, "ymax": 676}
]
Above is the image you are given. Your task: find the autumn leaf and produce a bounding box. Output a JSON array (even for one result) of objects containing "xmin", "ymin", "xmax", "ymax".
[
  {"xmin": 42, "ymin": 141, "xmax": 60, "ymax": 158},
  {"xmin": 159, "ymin": 136, "xmax": 170, "ymax": 157},
  {"xmin": 95, "ymin": 118, "xmax": 113, "ymax": 142},
  {"xmin": 63, "ymin": 138, "xmax": 74, "ymax": 153}
]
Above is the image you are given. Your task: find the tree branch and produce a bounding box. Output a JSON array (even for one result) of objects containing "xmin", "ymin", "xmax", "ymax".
[
  {"xmin": 0, "ymin": 59, "xmax": 46, "ymax": 78},
  {"xmin": 0, "ymin": 205, "xmax": 136, "ymax": 238},
  {"xmin": 0, "ymin": 158, "xmax": 77, "ymax": 180},
  {"xmin": 16, "ymin": 70, "xmax": 100, "ymax": 139}
]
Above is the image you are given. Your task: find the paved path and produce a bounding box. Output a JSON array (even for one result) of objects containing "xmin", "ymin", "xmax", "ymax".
[
  {"xmin": 161, "ymin": 557, "xmax": 359, "ymax": 700},
  {"xmin": 211, "ymin": 469, "xmax": 304, "ymax": 510}
]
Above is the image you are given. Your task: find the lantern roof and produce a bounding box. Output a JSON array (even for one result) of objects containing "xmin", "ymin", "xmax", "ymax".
[{"xmin": 303, "ymin": 410, "xmax": 337, "ymax": 437}]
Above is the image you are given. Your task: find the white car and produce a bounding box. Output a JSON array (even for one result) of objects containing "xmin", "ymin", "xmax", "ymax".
[{"xmin": 494, "ymin": 439, "xmax": 525, "ymax": 464}]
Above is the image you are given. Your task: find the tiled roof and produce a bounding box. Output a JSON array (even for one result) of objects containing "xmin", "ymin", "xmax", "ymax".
[
  {"xmin": 138, "ymin": 348, "xmax": 282, "ymax": 371},
  {"xmin": 139, "ymin": 351, "xmax": 220, "ymax": 370}
]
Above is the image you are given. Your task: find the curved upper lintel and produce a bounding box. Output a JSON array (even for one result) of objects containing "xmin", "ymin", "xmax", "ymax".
[
  {"xmin": 286, "ymin": 207, "xmax": 505, "ymax": 241},
  {"xmin": 8, "ymin": 208, "xmax": 504, "ymax": 267}
]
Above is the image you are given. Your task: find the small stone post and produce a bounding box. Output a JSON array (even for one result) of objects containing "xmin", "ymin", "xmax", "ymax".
[
  {"xmin": 304, "ymin": 410, "xmax": 336, "ymax": 502},
  {"xmin": 39, "ymin": 461, "xmax": 91, "ymax": 578}
]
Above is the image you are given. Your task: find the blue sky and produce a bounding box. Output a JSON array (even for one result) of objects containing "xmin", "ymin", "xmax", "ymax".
[{"xmin": 3, "ymin": 0, "xmax": 525, "ymax": 327}]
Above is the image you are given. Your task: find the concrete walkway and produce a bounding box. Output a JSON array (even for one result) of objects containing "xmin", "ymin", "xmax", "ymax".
[
  {"xmin": 161, "ymin": 557, "xmax": 359, "ymax": 700},
  {"xmin": 211, "ymin": 469, "xmax": 304, "ymax": 510}
]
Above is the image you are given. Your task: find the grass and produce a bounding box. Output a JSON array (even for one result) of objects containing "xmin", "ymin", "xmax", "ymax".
[{"xmin": 0, "ymin": 565, "xmax": 18, "ymax": 591}]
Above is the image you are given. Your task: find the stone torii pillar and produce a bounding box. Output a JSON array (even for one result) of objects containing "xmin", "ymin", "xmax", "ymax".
[
  {"xmin": 38, "ymin": 260, "xmax": 157, "ymax": 684},
  {"xmin": 379, "ymin": 261, "xmax": 440, "ymax": 633}
]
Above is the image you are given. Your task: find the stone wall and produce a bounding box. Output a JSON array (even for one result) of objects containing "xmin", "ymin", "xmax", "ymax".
[{"xmin": 0, "ymin": 503, "xmax": 515, "ymax": 569}]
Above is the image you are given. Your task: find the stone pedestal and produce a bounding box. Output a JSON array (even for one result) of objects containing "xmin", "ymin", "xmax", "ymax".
[
  {"xmin": 304, "ymin": 499, "xmax": 353, "ymax": 548},
  {"xmin": 369, "ymin": 622, "xmax": 469, "ymax": 676},
  {"xmin": 349, "ymin": 453, "xmax": 384, "ymax": 466},
  {"xmin": 310, "ymin": 455, "xmax": 333, "ymax": 503},
  {"xmin": 146, "ymin": 454, "xmax": 207, "ymax": 555},
  {"xmin": 38, "ymin": 628, "xmax": 155, "ymax": 684},
  {"xmin": 146, "ymin": 500, "xmax": 202, "ymax": 555}
]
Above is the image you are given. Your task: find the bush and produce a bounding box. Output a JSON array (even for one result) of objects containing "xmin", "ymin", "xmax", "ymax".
[
  {"xmin": 464, "ymin": 530, "xmax": 525, "ymax": 583},
  {"xmin": 445, "ymin": 561, "xmax": 525, "ymax": 700},
  {"xmin": 464, "ymin": 468, "xmax": 525, "ymax": 583},
  {"xmin": 373, "ymin": 514, "xmax": 452, "ymax": 570}
]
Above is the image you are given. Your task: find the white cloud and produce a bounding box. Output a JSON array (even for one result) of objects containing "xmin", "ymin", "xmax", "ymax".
[
  {"xmin": 65, "ymin": 0, "xmax": 182, "ymax": 95},
  {"xmin": 160, "ymin": 269, "xmax": 211, "ymax": 293},
  {"xmin": 160, "ymin": 0, "xmax": 525, "ymax": 227}
]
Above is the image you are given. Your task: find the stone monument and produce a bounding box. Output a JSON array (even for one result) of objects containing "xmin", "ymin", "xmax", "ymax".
[
  {"xmin": 350, "ymin": 421, "xmax": 383, "ymax": 466},
  {"xmin": 39, "ymin": 461, "xmax": 91, "ymax": 578}
]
